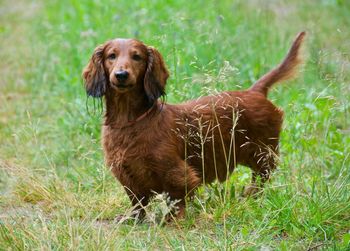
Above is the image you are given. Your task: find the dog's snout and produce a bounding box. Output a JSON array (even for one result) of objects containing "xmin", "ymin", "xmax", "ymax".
[{"xmin": 115, "ymin": 70, "xmax": 129, "ymax": 81}]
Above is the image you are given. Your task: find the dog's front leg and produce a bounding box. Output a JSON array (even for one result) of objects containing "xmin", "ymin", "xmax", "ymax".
[{"xmin": 163, "ymin": 160, "xmax": 201, "ymax": 219}]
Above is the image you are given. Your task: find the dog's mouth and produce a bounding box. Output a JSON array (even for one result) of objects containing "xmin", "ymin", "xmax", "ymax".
[
  {"xmin": 116, "ymin": 84, "xmax": 132, "ymax": 89},
  {"xmin": 111, "ymin": 82, "xmax": 134, "ymax": 92}
]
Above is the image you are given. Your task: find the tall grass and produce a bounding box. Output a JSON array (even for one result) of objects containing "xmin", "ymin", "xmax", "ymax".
[{"xmin": 0, "ymin": 0, "xmax": 349, "ymax": 249}]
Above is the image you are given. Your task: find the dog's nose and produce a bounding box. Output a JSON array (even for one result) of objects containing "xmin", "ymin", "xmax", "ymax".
[{"xmin": 115, "ymin": 70, "xmax": 129, "ymax": 81}]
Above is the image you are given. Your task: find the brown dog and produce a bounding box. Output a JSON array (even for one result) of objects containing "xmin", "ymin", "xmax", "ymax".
[{"xmin": 83, "ymin": 32, "xmax": 305, "ymax": 220}]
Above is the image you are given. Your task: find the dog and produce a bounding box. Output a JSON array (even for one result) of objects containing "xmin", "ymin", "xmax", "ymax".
[{"xmin": 82, "ymin": 32, "xmax": 305, "ymax": 220}]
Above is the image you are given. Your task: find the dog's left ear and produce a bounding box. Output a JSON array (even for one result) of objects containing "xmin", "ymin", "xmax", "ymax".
[
  {"xmin": 144, "ymin": 46, "xmax": 169, "ymax": 104},
  {"xmin": 82, "ymin": 43, "xmax": 107, "ymax": 98}
]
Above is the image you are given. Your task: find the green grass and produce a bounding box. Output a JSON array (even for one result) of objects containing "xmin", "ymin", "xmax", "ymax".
[{"xmin": 1, "ymin": 0, "xmax": 349, "ymax": 249}]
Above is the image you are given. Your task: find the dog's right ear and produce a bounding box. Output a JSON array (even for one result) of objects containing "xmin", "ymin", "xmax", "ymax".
[
  {"xmin": 144, "ymin": 46, "xmax": 169, "ymax": 104},
  {"xmin": 82, "ymin": 43, "xmax": 107, "ymax": 98}
]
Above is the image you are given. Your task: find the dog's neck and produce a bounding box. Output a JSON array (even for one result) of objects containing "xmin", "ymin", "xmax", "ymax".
[{"xmin": 104, "ymin": 87, "xmax": 152, "ymax": 126}]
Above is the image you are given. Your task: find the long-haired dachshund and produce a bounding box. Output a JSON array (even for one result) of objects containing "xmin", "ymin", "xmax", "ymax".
[{"xmin": 82, "ymin": 32, "xmax": 305, "ymax": 220}]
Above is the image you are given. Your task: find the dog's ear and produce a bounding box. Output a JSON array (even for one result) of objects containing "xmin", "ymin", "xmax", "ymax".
[
  {"xmin": 82, "ymin": 43, "xmax": 107, "ymax": 98},
  {"xmin": 144, "ymin": 46, "xmax": 169, "ymax": 104}
]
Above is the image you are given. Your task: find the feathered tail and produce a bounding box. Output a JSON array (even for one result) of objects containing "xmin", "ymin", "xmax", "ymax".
[{"xmin": 249, "ymin": 31, "xmax": 306, "ymax": 96}]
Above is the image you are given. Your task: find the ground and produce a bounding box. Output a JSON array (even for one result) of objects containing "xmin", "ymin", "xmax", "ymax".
[{"xmin": 0, "ymin": 0, "xmax": 349, "ymax": 250}]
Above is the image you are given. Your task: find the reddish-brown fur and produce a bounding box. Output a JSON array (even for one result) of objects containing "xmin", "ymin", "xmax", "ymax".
[{"xmin": 82, "ymin": 32, "xmax": 305, "ymax": 220}]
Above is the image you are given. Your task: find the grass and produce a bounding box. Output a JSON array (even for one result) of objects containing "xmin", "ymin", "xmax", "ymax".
[{"xmin": 0, "ymin": 0, "xmax": 349, "ymax": 249}]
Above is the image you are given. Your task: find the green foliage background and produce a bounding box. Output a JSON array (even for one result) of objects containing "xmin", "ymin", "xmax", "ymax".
[{"xmin": 0, "ymin": 0, "xmax": 349, "ymax": 249}]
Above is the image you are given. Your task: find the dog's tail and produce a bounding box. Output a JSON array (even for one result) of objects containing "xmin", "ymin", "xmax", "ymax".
[{"xmin": 249, "ymin": 31, "xmax": 306, "ymax": 96}]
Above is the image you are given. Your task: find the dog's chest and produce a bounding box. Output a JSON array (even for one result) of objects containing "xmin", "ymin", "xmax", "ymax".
[
  {"xmin": 102, "ymin": 126, "xmax": 148, "ymax": 163},
  {"xmin": 102, "ymin": 126, "xmax": 161, "ymax": 192},
  {"xmin": 111, "ymin": 160, "xmax": 159, "ymax": 194}
]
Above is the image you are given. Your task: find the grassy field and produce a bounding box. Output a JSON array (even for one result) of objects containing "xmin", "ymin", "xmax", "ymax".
[{"xmin": 0, "ymin": 0, "xmax": 349, "ymax": 249}]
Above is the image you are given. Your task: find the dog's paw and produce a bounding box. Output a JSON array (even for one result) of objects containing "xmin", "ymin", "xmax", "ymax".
[
  {"xmin": 114, "ymin": 214, "xmax": 128, "ymax": 223},
  {"xmin": 114, "ymin": 210, "xmax": 145, "ymax": 224},
  {"xmin": 242, "ymin": 185, "xmax": 262, "ymax": 197}
]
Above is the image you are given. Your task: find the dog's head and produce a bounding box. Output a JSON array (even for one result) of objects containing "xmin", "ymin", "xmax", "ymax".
[{"xmin": 82, "ymin": 39, "xmax": 169, "ymax": 104}]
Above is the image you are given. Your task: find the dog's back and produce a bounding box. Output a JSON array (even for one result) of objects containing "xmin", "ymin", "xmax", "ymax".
[{"xmin": 175, "ymin": 32, "xmax": 305, "ymax": 188}]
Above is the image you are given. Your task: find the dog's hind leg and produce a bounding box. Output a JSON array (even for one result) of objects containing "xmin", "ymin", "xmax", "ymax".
[{"xmin": 243, "ymin": 144, "xmax": 278, "ymax": 197}]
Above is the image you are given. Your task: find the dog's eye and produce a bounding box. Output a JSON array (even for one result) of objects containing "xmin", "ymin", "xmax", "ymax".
[
  {"xmin": 132, "ymin": 54, "xmax": 142, "ymax": 61},
  {"xmin": 107, "ymin": 53, "xmax": 116, "ymax": 60}
]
